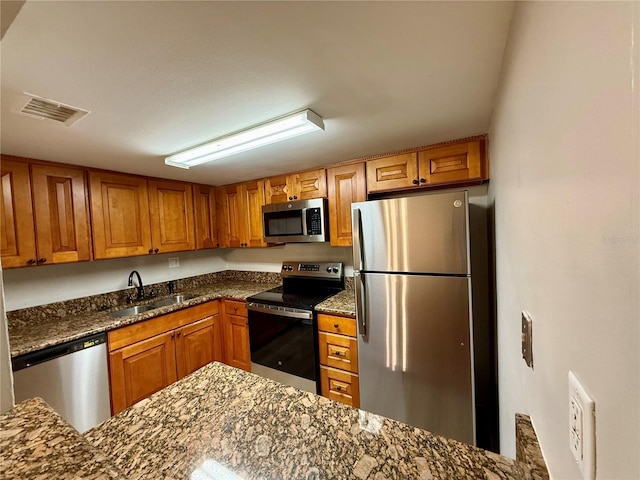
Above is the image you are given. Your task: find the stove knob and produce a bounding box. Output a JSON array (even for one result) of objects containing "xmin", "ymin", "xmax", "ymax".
[
  {"xmin": 326, "ymin": 267, "xmax": 332, "ymax": 273},
  {"xmin": 332, "ymin": 267, "xmax": 339, "ymax": 273}
]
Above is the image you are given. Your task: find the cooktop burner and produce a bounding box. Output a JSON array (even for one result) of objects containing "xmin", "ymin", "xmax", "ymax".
[{"xmin": 246, "ymin": 261, "xmax": 344, "ymax": 311}]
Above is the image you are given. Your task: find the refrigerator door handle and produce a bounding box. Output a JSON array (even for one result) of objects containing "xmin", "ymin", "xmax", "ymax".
[
  {"xmin": 354, "ymin": 271, "xmax": 366, "ymax": 336},
  {"xmin": 352, "ymin": 207, "xmax": 363, "ymax": 272}
]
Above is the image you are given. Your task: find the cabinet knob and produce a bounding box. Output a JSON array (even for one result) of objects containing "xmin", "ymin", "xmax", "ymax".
[
  {"xmin": 293, "ymin": 195, "xmax": 298, "ymax": 200},
  {"xmin": 176, "ymin": 331, "xmax": 181, "ymax": 337},
  {"xmin": 38, "ymin": 258, "xmax": 47, "ymax": 264},
  {"xmin": 26, "ymin": 259, "xmax": 36, "ymax": 265},
  {"xmin": 335, "ymin": 351, "xmax": 341, "ymax": 356},
  {"xmin": 171, "ymin": 332, "xmax": 175, "ymax": 339},
  {"xmin": 154, "ymin": 248, "xmax": 159, "ymax": 254},
  {"xmin": 419, "ymin": 178, "xmax": 426, "ymax": 183},
  {"xmin": 288, "ymin": 196, "xmax": 293, "ymax": 200},
  {"xmin": 336, "ymin": 386, "xmax": 342, "ymax": 391},
  {"xmin": 412, "ymin": 179, "xmax": 419, "ymax": 185},
  {"xmin": 148, "ymin": 249, "xmax": 153, "ymax": 254},
  {"xmin": 333, "ymin": 323, "xmax": 339, "ymax": 328}
]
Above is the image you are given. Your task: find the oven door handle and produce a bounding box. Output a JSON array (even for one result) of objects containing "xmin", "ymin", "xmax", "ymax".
[{"xmin": 247, "ymin": 303, "xmax": 313, "ymax": 320}]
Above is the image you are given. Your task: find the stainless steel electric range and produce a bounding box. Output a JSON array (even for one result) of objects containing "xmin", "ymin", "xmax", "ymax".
[{"xmin": 246, "ymin": 261, "xmax": 344, "ymax": 393}]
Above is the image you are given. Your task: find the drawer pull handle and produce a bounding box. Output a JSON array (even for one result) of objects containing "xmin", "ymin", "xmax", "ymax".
[
  {"xmin": 336, "ymin": 386, "xmax": 342, "ymax": 391},
  {"xmin": 333, "ymin": 323, "xmax": 339, "ymax": 328},
  {"xmin": 334, "ymin": 351, "xmax": 341, "ymax": 356}
]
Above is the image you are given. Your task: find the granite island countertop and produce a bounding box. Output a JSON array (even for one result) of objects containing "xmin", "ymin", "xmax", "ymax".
[
  {"xmin": 85, "ymin": 362, "xmax": 530, "ymax": 480},
  {"xmin": 8, "ymin": 272, "xmax": 280, "ymax": 357},
  {"xmin": 0, "ymin": 398, "xmax": 126, "ymax": 480}
]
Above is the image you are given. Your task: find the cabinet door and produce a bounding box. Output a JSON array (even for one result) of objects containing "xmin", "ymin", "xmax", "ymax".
[
  {"xmin": 320, "ymin": 366, "xmax": 360, "ymax": 407},
  {"xmin": 223, "ymin": 184, "xmax": 245, "ymax": 248},
  {"xmin": 264, "ymin": 175, "xmax": 291, "ymax": 204},
  {"xmin": 296, "ymin": 169, "xmax": 327, "ymax": 200},
  {"xmin": 418, "ymin": 141, "xmax": 483, "ymax": 185},
  {"xmin": 109, "ymin": 331, "xmax": 177, "ymax": 414},
  {"xmin": 327, "ymin": 163, "xmax": 366, "ymax": 247},
  {"xmin": 175, "ymin": 315, "xmax": 223, "ymax": 379},
  {"xmin": 89, "ymin": 171, "xmax": 152, "ymax": 259},
  {"xmin": 223, "ymin": 301, "xmax": 251, "ymax": 371},
  {"xmin": 31, "ymin": 164, "xmax": 91, "ymax": 265},
  {"xmin": 244, "ymin": 180, "xmax": 266, "ymax": 248},
  {"xmin": 215, "ymin": 187, "xmax": 230, "ymax": 248},
  {"xmin": 0, "ymin": 159, "xmax": 37, "ymax": 268},
  {"xmin": 366, "ymin": 153, "xmax": 418, "ymax": 193},
  {"xmin": 194, "ymin": 184, "xmax": 218, "ymax": 249},
  {"xmin": 148, "ymin": 179, "xmax": 195, "ymax": 254}
]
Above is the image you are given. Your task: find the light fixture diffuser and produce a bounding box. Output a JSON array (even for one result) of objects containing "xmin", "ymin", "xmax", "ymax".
[{"xmin": 165, "ymin": 109, "xmax": 324, "ymax": 169}]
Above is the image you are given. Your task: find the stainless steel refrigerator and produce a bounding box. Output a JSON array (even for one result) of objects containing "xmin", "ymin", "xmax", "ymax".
[{"xmin": 352, "ymin": 191, "xmax": 488, "ymax": 446}]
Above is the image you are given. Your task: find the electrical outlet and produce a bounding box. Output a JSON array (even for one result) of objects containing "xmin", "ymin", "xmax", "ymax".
[
  {"xmin": 569, "ymin": 371, "xmax": 596, "ymax": 479},
  {"xmin": 168, "ymin": 257, "xmax": 179, "ymax": 268}
]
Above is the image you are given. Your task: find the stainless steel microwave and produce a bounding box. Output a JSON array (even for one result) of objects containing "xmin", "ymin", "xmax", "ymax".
[{"xmin": 262, "ymin": 198, "xmax": 329, "ymax": 243}]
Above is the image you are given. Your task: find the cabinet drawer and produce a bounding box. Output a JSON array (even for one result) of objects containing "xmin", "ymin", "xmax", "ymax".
[
  {"xmin": 320, "ymin": 366, "xmax": 360, "ymax": 408},
  {"xmin": 318, "ymin": 314, "xmax": 356, "ymax": 337},
  {"xmin": 108, "ymin": 301, "xmax": 219, "ymax": 351},
  {"xmin": 224, "ymin": 299, "xmax": 247, "ymax": 317},
  {"xmin": 319, "ymin": 332, "xmax": 358, "ymax": 373}
]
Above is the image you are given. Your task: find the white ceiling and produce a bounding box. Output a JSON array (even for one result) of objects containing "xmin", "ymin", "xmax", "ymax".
[{"xmin": 1, "ymin": 1, "xmax": 514, "ymax": 186}]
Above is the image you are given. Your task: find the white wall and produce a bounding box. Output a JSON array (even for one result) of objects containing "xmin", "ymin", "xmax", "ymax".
[
  {"xmin": 489, "ymin": 2, "xmax": 639, "ymax": 479},
  {"xmin": 0, "ymin": 267, "xmax": 15, "ymax": 412},
  {"xmin": 2, "ymin": 244, "xmax": 352, "ymax": 311},
  {"xmin": 2, "ymin": 249, "xmax": 226, "ymax": 311}
]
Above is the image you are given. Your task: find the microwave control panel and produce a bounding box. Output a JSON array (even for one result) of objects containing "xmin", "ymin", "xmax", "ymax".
[{"xmin": 306, "ymin": 208, "xmax": 322, "ymax": 235}]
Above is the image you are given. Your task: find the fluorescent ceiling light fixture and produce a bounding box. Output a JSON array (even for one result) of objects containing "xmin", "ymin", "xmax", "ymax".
[{"xmin": 165, "ymin": 109, "xmax": 324, "ymax": 169}]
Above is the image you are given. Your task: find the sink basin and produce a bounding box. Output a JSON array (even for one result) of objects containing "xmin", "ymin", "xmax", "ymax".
[
  {"xmin": 149, "ymin": 294, "xmax": 198, "ymax": 308},
  {"xmin": 108, "ymin": 294, "xmax": 199, "ymax": 318},
  {"xmin": 109, "ymin": 304, "xmax": 157, "ymax": 318}
]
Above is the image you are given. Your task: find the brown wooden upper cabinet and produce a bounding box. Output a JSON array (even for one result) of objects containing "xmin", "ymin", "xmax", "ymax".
[
  {"xmin": 193, "ymin": 184, "xmax": 218, "ymax": 249},
  {"xmin": 89, "ymin": 171, "xmax": 153, "ymax": 259},
  {"xmin": 148, "ymin": 179, "xmax": 195, "ymax": 253},
  {"xmin": 218, "ymin": 180, "xmax": 266, "ymax": 248},
  {"xmin": 265, "ymin": 168, "xmax": 327, "ymax": 204},
  {"xmin": 327, "ymin": 162, "xmax": 366, "ymax": 247},
  {"xmin": 1, "ymin": 157, "xmax": 91, "ymax": 268},
  {"xmin": 366, "ymin": 139, "xmax": 486, "ymax": 193},
  {"xmin": 1, "ymin": 159, "xmax": 37, "ymax": 268},
  {"xmin": 90, "ymin": 172, "xmax": 196, "ymax": 259}
]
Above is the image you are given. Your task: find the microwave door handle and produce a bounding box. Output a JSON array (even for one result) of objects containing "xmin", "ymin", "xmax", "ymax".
[{"xmin": 301, "ymin": 207, "xmax": 308, "ymax": 236}]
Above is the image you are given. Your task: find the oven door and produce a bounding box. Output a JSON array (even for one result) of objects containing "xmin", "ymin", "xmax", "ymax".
[{"xmin": 247, "ymin": 303, "xmax": 318, "ymax": 383}]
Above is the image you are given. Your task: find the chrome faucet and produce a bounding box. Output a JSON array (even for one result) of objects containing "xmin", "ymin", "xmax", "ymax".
[{"xmin": 128, "ymin": 270, "xmax": 144, "ymax": 300}]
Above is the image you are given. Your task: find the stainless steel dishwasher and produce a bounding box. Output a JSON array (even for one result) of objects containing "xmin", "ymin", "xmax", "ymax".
[{"xmin": 12, "ymin": 332, "xmax": 111, "ymax": 433}]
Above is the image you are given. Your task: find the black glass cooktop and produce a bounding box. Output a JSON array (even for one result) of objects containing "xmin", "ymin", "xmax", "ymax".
[{"xmin": 247, "ymin": 285, "xmax": 342, "ymax": 311}]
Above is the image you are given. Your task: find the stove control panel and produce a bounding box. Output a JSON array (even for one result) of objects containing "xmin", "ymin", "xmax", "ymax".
[{"xmin": 281, "ymin": 261, "xmax": 343, "ymax": 279}]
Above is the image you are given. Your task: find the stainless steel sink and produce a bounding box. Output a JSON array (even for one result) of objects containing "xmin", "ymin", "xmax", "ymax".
[
  {"xmin": 109, "ymin": 304, "xmax": 157, "ymax": 317},
  {"xmin": 149, "ymin": 294, "xmax": 197, "ymax": 308},
  {"xmin": 109, "ymin": 294, "xmax": 199, "ymax": 317}
]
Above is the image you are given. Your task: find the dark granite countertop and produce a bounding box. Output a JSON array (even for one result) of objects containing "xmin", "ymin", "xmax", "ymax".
[
  {"xmin": 0, "ymin": 398, "xmax": 126, "ymax": 480},
  {"xmin": 85, "ymin": 362, "xmax": 530, "ymax": 480},
  {"xmin": 316, "ymin": 288, "xmax": 356, "ymax": 317},
  {"xmin": 8, "ymin": 271, "xmax": 280, "ymax": 358}
]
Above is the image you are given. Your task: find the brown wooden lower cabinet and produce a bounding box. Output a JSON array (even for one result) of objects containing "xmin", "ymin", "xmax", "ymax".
[
  {"xmin": 108, "ymin": 301, "xmax": 223, "ymax": 414},
  {"xmin": 222, "ymin": 299, "xmax": 251, "ymax": 372},
  {"xmin": 320, "ymin": 366, "xmax": 360, "ymax": 407},
  {"xmin": 317, "ymin": 313, "xmax": 360, "ymax": 407}
]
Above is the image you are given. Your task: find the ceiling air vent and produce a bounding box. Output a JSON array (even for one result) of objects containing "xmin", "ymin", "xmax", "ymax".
[{"xmin": 20, "ymin": 93, "xmax": 90, "ymax": 126}]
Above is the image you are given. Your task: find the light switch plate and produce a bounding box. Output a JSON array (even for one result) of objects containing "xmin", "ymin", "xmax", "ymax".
[
  {"xmin": 521, "ymin": 311, "xmax": 533, "ymax": 368},
  {"xmin": 569, "ymin": 371, "xmax": 596, "ymax": 479}
]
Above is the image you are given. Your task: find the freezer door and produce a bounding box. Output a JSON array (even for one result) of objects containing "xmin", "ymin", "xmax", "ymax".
[
  {"xmin": 352, "ymin": 191, "xmax": 469, "ymax": 275},
  {"xmin": 356, "ymin": 273, "xmax": 475, "ymax": 445}
]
